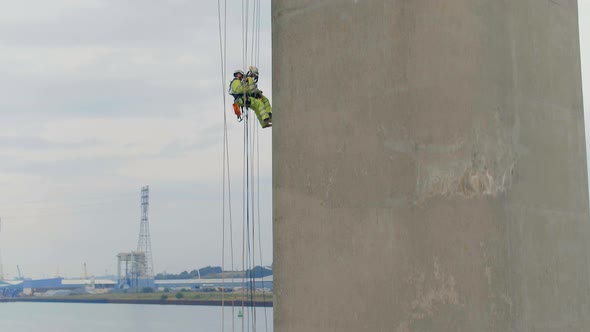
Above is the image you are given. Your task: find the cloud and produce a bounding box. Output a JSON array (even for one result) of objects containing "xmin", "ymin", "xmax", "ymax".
[
  {"xmin": 0, "ymin": 0, "xmax": 104, "ymax": 24},
  {"xmin": 0, "ymin": 136, "xmax": 99, "ymax": 150},
  {"xmin": 0, "ymin": 0, "xmax": 218, "ymax": 47}
]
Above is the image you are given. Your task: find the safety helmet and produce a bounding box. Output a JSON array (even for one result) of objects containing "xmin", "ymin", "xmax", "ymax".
[
  {"xmin": 233, "ymin": 70, "xmax": 244, "ymax": 77},
  {"xmin": 248, "ymin": 66, "xmax": 259, "ymax": 75}
]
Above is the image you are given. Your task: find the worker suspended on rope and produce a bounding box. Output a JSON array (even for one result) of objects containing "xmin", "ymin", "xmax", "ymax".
[{"xmin": 229, "ymin": 68, "xmax": 272, "ymax": 128}]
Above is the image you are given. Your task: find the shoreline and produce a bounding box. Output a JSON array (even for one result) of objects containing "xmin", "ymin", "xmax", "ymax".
[{"xmin": 0, "ymin": 297, "xmax": 272, "ymax": 307}]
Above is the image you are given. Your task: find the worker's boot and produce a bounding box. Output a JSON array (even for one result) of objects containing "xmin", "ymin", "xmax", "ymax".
[{"xmin": 262, "ymin": 113, "xmax": 272, "ymax": 128}]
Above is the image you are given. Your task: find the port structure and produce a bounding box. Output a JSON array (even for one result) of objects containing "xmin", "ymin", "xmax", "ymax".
[{"xmin": 116, "ymin": 251, "xmax": 147, "ymax": 289}]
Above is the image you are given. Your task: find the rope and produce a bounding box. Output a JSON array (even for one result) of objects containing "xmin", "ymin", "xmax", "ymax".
[
  {"xmin": 242, "ymin": 113, "xmax": 248, "ymax": 332},
  {"xmin": 247, "ymin": 1, "xmax": 267, "ymax": 331},
  {"xmin": 256, "ymin": 0, "xmax": 261, "ymax": 67},
  {"xmin": 242, "ymin": 3, "xmax": 249, "ymax": 304},
  {"xmin": 218, "ymin": 1, "xmax": 266, "ymax": 330},
  {"xmin": 217, "ymin": 0, "xmax": 227, "ymax": 332},
  {"xmin": 256, "ymin": 121, "xmax": 269, "ymax": 332},
  {"xmin": 250, "ymin": 112, "xmax": 257, "ymax": 331},
  {"xmin": 250, "ymin": 0, "xmax": 257, "ymax": 69},
  {"xmin": 216, "ymin": 0, "xmax": 226, "ymax": 329},
  {"xmin": 242, "ymin": 1, "xmax": 251, "ymax": 331},
  {"xmin": 217, "ymin": 0, "xmax": 237, "ymax": 331}
]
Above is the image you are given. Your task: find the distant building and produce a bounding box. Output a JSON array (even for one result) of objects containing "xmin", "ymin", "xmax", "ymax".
[
  {"xmin": 0, "ymin": 280, "xmax": 23, "ymax": 297},
  {"xmin": 116, "ymin": 252, "xmax": 153, "ymax": 289},
  {"xmin": 21, "ymin": 278, "xmax": 116, "ymax": 295}
]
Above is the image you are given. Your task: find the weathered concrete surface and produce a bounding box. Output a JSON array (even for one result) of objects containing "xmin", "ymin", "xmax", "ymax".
[{"xmin": 273, "ymin": 1, "xmax": 590, "ymax": 331}]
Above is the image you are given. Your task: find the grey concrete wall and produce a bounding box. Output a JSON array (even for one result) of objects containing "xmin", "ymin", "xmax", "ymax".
[{"xmin": 273, "ymin": 1, "xmax": 590, "ymax": 331}]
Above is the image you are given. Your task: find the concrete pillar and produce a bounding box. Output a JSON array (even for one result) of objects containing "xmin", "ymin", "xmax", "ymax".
[{"xmin": 273, "ymin": 1, "xmax": 590, "ymax": 331}]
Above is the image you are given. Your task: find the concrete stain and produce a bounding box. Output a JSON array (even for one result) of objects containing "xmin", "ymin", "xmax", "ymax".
[{"xmin": 397, "ymin": 258, "xmax": 461, "ymax": 331}]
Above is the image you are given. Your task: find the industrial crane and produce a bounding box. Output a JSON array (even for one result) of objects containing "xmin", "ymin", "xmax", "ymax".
[{"xmin": 16, "ymin": 265, "xmax": 23, "ymax": 280}]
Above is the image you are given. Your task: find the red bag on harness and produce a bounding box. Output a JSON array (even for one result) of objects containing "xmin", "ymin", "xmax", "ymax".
[{"xmin": 232, "ymin": 102, "xmax": 241, "ymax": 119}]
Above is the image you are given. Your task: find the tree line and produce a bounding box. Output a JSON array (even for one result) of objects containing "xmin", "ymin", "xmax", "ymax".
[{"xmin": 154, "ymin": 265, "xmax": 272, "ymax": 280}]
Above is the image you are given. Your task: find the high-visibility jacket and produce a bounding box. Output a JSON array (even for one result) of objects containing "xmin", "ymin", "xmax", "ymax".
[
  {"xmin": 230, "ymin": 77, "xmax": 261, "ymax": 96},
  {"xmin": 245, "ymin": 76, "xmax": 258, "ymax": 93},
  {"xmin": 229, "ymin": 78, "xmax": 246, "ymax": 97}
]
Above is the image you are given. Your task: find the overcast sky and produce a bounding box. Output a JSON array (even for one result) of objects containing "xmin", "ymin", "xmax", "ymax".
[
  {"xmin": 0, "ymin": 0, "xmax": 272, "ymax": 279},
  {"xmin": 0, "ymin": 1, "xmax": 589, "ymax": 279}
]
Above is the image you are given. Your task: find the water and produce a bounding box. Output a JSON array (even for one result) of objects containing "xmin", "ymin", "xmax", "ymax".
[{"xmin": 0, "ymin": 302, "xmax": 273, "ymax": 332}]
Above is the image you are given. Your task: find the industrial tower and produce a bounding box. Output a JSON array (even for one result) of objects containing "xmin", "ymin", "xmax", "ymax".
[{"xmin": 136, "ymin": 186, "xmax": 154, "ymax": 277}]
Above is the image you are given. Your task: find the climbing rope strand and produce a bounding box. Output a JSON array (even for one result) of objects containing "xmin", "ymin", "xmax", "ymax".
[
  {"xmin": 246, "ymin": 114, "xmax": 254, "ymax": 332},
  {"xmin": 242, "ymin": 114, "xmax": 247, "ymax": 332},
  {"xmin": 251, "ymin": 0, "xmax": 256, "ymax": 68},
  {"xmin": 242, "ymin": 0, "xmax": 250, "ymax": 331},
  {"xmin": 255, "ymin": 0, "xmax": 261, "ymax": 68},
  {"xmin": 256, "ymin": 123, "xmax": 269, "ymax": 332},
  {"xmin": 244, "ymin": 0, "xmax": 255, "ymax": 331},
  {"xmin": 242, "ymin": 0, "xmax": 245, "ymax": 71},
  {"xmin": 241, "ymin": 1, "xmax": 247, "ymax": 330},
  {"xmin": 248, "ymin": 0, "xmax": 262, "ymax": 69},
  {"xmin": 251, "ymin": 119, "xmax": 259, "ymax": 331},
  {"xmin": 250, "ymin": 0, "xmax": 258, "ymax": 69},
  {"xmin": 249, "ymin": 0, "xmax": 263, "ymax": 284},
  {"xmin": 216, "ymin": 0, "xmax": 229, "ymax": 331},
  {"xmin": 242, "ymin": 109, "xmax": 256, "ymax": 332},
  {"xmin": 243, "ymin": 0, "xmax": 249, "ymax": 72},
  {"xmin": 224, "ymin": 6, "xmax": 237, "ymax": 323},
  {"xmin": 250, "ymin": 112, "xmax": 257, "ymax": 331},
  {"xmin": 249, "ymin": 115, "xmax": 256, "ymax": 332},
  {"xmin": 226, "ymin": 128, "xmax": 237, "ymax": 332},
  {"xmin": 252, "ymin": 2, "xmax": 265, "ymax": 330}
]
